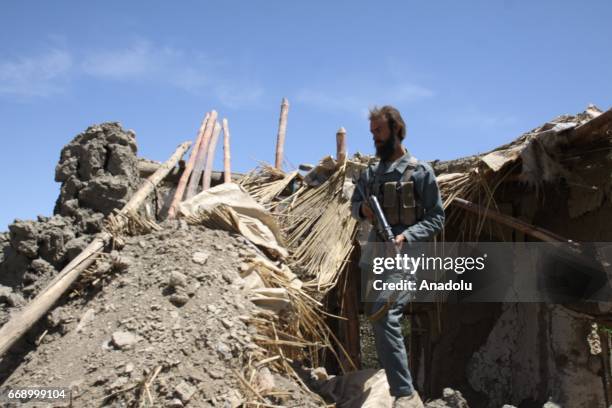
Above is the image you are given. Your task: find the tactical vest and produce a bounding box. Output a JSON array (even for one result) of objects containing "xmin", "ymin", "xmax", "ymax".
[{"xmin": 368, "ymin": 156, "xmax": 421, "ymax": 227}]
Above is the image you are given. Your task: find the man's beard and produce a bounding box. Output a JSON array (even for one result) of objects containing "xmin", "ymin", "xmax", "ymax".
[{"xmin": 375, "ymin": 133, "xmax": 398, "ymax": 162}]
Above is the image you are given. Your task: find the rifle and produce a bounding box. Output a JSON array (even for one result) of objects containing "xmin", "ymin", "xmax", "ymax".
[
  {"xmin": 354, "ymin": 180, "xmax": 395, "ymax": 244},
  {"xmin": 354, "ymin": 177, "xmax": 416, "ymax": 321}
]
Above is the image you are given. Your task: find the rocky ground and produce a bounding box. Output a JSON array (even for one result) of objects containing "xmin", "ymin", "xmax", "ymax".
[{"xmin": 2, "ymin": 222, "xmax": 321, "ymax": 407}]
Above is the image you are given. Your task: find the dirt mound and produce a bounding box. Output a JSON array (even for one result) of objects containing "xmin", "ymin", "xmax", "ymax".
[{"xmin": 2, "ymin": 222, "xmax": 320, "ymax": 407}]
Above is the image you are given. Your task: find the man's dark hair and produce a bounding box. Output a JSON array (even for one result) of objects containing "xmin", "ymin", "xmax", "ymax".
[{"xmin": 368, "ymin": 105, "xmax": 407, "ymax": 140}]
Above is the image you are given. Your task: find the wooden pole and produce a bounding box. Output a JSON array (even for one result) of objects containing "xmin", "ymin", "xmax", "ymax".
[
  {"xmin": 186, "ymin": 110, "xmax": 218, "ymax": 199},
  {"xmin": 274, "ymin": 98, "xmax": 289, "ymax": 170},
  {"xmin": 167, "ymin": 113, "xmax": 210, "ymax": 219},
  {"xmin": 137, "ymin": 162, "xmax": 243, "ymax": 185},
  {"xmin": 222, "ymin": 118, "xmax": 232, "ymax": 184},
  {"xmin": 202, "ymin": 121, "xmax": 222, "ymax": 190},
  {"xmin": 0, "ymin": 141, "xmax": 191, "ymax": 357},
  {"xmin": 336, "ymin": 127, "xmax": 347, "ymax": 167},
  {"xmin": 452, "ymin": 197, "xmax": 573, "ymax": 243}
]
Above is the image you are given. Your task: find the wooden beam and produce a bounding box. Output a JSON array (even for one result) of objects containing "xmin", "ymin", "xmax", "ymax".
[
  {"xmin": 186, "ymin": 110, "xmax": 218, "ymax": 199},
  {"xmin": 336, "ymin": 127, "xmax": 347, "ymax": 167},
  {"xmin": 274, "ymin": 98, "xmax": 289, "ymax": 170},
  {"xmin": 167, "ymin": 113, "xmax": 210, "ymax": 219},
  {"xmin": 202, "ymin": 121, "xmax": 222, "ymax": 190},
  {"xmin": 137, "ymin": 162, "xmax": 243, "ymax": 184},
  {"xmin": 222, "ymin": 118, "xmax": 232, "ymax": 183},
  {"xmin": 452, "ymin": 197, "xmax": 573, "ymax": 243},
  {"xmin": 0, "ymin": 141, "xmax": 192, "ymax": 357}
]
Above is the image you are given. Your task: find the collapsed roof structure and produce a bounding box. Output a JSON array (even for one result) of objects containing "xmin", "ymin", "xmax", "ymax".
[{"xmin": 0, "ymin": 102, "xmax": 611, "ymax": 407}]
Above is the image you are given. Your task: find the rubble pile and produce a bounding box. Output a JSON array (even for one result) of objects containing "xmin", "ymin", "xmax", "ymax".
[
  {"xmin": 0, "ymin": 123, "xmax": 142, "ymax": 327},
  {"xmin": 2, "ymin": 104, "xmax": 611, "ymax": 407},
  {"xmin": 54, "ymin": 122, "xmax": 140, "ymax": 222},
  {"xmin": 2, "ymin": 223, "xmax": 320, "ymax": 407}
]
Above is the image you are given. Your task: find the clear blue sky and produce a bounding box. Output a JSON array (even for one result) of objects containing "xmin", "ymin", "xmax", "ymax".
[{"xmin": 1, "ymin": 1, "xmax": 611, "ymax": 230}]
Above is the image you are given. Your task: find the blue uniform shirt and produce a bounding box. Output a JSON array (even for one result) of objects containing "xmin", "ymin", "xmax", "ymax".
[{"xmin": 350, "ymin": 149, "xmax": 445, "ymax": 244}]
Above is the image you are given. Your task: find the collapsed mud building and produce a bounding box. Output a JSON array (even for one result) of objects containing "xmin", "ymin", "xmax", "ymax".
[{"xmin": 0, "ymin": 103, "xmax": 611, "ymax": 407}]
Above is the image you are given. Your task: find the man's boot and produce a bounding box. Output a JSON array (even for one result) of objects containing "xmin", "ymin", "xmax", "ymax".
[{"xmin": 393, "ymin": 391, "xmax": 425, "ymax": 408}]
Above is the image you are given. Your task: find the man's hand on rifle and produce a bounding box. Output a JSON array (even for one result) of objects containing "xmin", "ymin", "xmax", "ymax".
[
  {"xmin": 394, "ymin": 234, "xmax": 406, "ymax": 251},
  {"xmin": 360, "ymin": 202, "xmax": 374, "ymax": 221}
]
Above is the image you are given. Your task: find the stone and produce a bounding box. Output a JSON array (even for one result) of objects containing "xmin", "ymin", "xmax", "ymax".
[
  {"xmin": 107, "ymin": 376, "xmax": 129, "ymax": 390},
  {"xmin": 166, "ymin": 398, "xmax": 184, "ymax": 408},
  {"xmin": 169, "ymin": 293, "xmax": 190, "ymax": 307},
  {"xmin": 168, "ymin": 271, "xmax": 188, "ymax": 288},
  {"xmin": 111, "ymin": 331, "xmax": 141, "ymax": 350},
  {"xmin": 174, "ymin": 381, "xmax": 196, "ymax": 403},
  {"xmin": 192, "ymin": 252, "xmax": 209, "ymax": 265},
  {"xmin": 253, "ymin": 367, "xmax": 275, "ymax": 394},
  {"xmin": 207, "ymin": 369, "xmax": 224, "ymax": 380},
  {"xmin": 75, "ymin": 308, "xmax": 96, "ymax": 333},
  {"xmin": 215, "ymin": 342, "xmax": 232, "ymax": 360},
  {"xmin": 8, "ymin": 221, "xmax": 40, "ymax": 258},
  {"xmin": 441, "ymin": 388, "xmax": 469, "ymax": 408},
  {"xmin": 0, "ymin": 285, "xmax": 13, "ymax": 302},
  {"xmin": 0, "ymin": 286, "xmax": 24, "ymax": 307},
  {"xmin": 30, "ymin": 258, "xmax": 56, "ymax": 275},
  {"xmin": 64, "ymin": 236, "xmax": 91, "ymax": 262}
]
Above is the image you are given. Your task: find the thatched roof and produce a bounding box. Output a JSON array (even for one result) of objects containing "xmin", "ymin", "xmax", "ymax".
[{"xmin": 434, "ymin": 104, "xmax": 611, "ymax": 184}]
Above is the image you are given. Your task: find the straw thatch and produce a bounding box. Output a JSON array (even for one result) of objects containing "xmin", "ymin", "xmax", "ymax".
[{"xmin": 434, "ymin": 104, "xmax": 612, "ymax": 240}]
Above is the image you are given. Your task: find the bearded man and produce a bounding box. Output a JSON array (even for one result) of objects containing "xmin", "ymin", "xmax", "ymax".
[{"xmin": 350, "ymin": 105, "xmax": 445, "ymax": 408}]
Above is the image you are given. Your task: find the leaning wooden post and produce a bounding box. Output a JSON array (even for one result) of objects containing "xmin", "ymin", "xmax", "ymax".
[
  {"xmin": 336, "ymin": 127, "xmax": 347, "ymax": 167},
  {"xmin": 202, "ymin": 121, "xmax": 222, "ymax": 190},
  {"xmin": 274, "ymin": 98, "xmax": 289, "ymax": 170},
  {"xmin": 167, "ymin": 113, "xmax": 210, "ymax": 219},
  {"xmin": 186, "ymin": 110, "xmax": 218, "ymax": 199},
  {"xmin": 452, "ymin": 197, "xmax": 574, "ymax": 243},
  {"xmin": 0, "ymin": 141, "xmax": 191, "ymax": 358},
  {"xmin": 222, "ymin": 118, "xmax": 232, "ymax": 183}
]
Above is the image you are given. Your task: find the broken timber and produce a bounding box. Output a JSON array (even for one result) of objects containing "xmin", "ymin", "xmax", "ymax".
[
  {"xmin": 452, "ymin": 197, "xmax": 573, "ymax": 243},
  {"xmin": 0, "ymin": 141, "xmax": 192, "ymax": 357},
  {"xmin": 203, "ymin": 121, "xmax": 222, "ymax": 190},
  {"xmin": 186, "ymin": 110, "xmax": 218, "ymax": 199},
  {"xmin": 168, "ymin": 113, "xmax": 210, "ymax": 219}
]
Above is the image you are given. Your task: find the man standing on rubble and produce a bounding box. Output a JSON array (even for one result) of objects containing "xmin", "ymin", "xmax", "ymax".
[{"xmin": 350, "ymin": 106, "xmax": 445, "ymax": 408}]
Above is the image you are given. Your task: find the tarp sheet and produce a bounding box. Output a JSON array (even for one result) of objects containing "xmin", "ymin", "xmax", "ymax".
[{"xmin": 178, "ymin": 183, "xmax": 288, "ymax": 258}]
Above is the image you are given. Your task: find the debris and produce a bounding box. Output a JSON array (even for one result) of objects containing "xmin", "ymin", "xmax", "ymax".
[
  {"xmin": 168, "ymin": 112, "xmax": 210, "ymax": 219},
  {"xmin": 253, "ymin": 367, "xmax": 275, "ymax": 394},
  {"xmin": 202, "ymin": 121, "xmax": 222, "ymax": 190},
  {"xmin": 168, "ymin": 293, "xmax": 190, "ymax": 307},
  {"xmin": 186, "ymin": 111, "xmax": 218, "ymax": 200},
  {"xmin": 178, "ymin": 183, "xmax": 288, "ymax": 259},
  {"xmin": 166, "ymin": 398, "xmax": 184, "ymax": 407},
  {"xmin": 174, "ymin": 380, "xmax": 197, "ymax": 403},
  {"xmin": 75, "ymin": 308, "xmax": 96, "ymax": 333},
  {"xmin": 191, "ymin": 251, "xmax": 209, "ymax": 265},
  {"xmin": 0, "ymin": 140, "xmax": 191, "ymax": 357},
  {"xmin": 168, "ymin": 271, "xmax": 188, "ymax": 289},
  {"xmin": 111, "ymin": 331, "xmax": 141, "ymax": 350}
]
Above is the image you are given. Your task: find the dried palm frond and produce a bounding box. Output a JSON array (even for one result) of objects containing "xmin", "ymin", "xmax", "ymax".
[
  {"xmin": 279, "ymin": 164, "xmax": 358, "ymax": 291},
  {"xmin": 240, "ymin": 163, "xmax": 300, "ymax": 210},
  {"xmin": 105, "ymin": 209, "xmax": 162, "ymax": 247},
  {"xmin": 245, "ymin": 258, "xmax": 357, "ymax": 374},
  {"xmin": 182, "ymin": 204, "xmax": 238, "ymax": 231}
]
